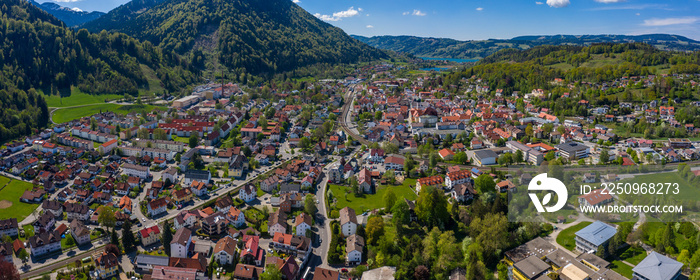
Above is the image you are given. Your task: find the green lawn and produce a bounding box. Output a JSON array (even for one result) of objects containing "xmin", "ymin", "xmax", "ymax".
[
  {"xmin": 172, "ymin": 136, "xmax": 190, "ymax": 144},
  {"xmin": 0, "ymin": 177, "xmax": 40, "ymax": 221},
  {"xmin": 53, "ymin": 104, "xmax": 166, "ymax": 123},
  {"xmin": 0, "ymin": 176, "xmax": 11, "ymax": 188},
  {"xmin": 556, "ymin": 221, "xmax": 592, "ymax": 251},
  {"xmin": 328, "ymin": 178, "xmax": 417, "ymax": 213},
  {"xmin": 22, "ymin": 224, "xmax": 34, "ymax": 240},
  {"xmin": 618, "ymin": 246, "xmax": 647, "ymax": 265},
  {"xmin": 609, "ymin": 260, "xmax": 634, "ymax": 279},
  {"xmin": 42, "ymin": 88, "xmax": 124, "ymax": 108}
]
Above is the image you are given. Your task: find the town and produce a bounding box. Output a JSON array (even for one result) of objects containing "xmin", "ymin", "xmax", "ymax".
[{"xmin": 0, "ymin": 61, "xmax": 700, "ymax": 280}]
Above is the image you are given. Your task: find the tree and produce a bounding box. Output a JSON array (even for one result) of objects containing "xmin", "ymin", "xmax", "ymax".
[
  {"xmin": 383, "ymin": 143, "xmax": 399, "ymax": 154},
  {"xmin": 162, "ymin": 220, "xmax": 174, "ymax": 256},
  {"xmin": 189, "ymin": 134, "xmax": 199, "ymax": 148},
  {"xmin": 65, "ymin": 233, "xmax": 75, "ymax": 247},
  {"xmin": 105, "ymin": 244, "xmax": 120, "ymax": 257},
  {"xmin": 17, "ymin": 249, "xmax": 29, "ymax": 263},
  {"xmin": 464, "ymin": 242, "xmax": 489, "ymax": 280},
  {"xmin": 545, "ymin": 151, "xmax": 556, "ymax": 161},
  {"xmin": 391, "ymin": 199, "xmax": 410, "ymax": 228},
  {"xmin": 122, "ymin": 220, "xmax": 136, "ymax": 252},
  {"xmin": 454, "ymin": 152, "xmax": 468, "ymax": 164},
  {"xmin": 474, "ymin": 174, "xmax": 496, "ymax": 194},
  {"xmin": 415, "ymin": 186, "xmax": 450, "ymax": 229},
  {"xmin": 260, "ymin": 264, "xmax": 283, "ymax": 280},
  {"xmin": 97, "ymin": 206, "xmax": 116, "ymax": 230},
  {"xmin": 366, "ymin": 216, "xmax": 385, "ymax": 246},
  {"xmin": 414, "ymin": 265, "xmax": 430, "ymax": 280},
  {"xmin": 350, "ymin": 177, "xmax": 361, "ymax": 195},
  {"xmin": 469, "ymin": 213, "xmax": 509, "ymax": 264},
  {"xmin": 383, "ymin": 188, "xmax": 397, "ymax": 210},
  {"xmin": 259, "ymin": 115, "xmax": 268, "ymax": 130},
  {"xmin": 137, "ymin": 128, "xmax": 149, "ymax": 139},
  {"xmin": 304, "ymin": 194, "xmax": 317, "ymax": 215},
  {"xmin": 383, "ymin": 169, "xmax": 396, "ymax": 185},
  {"xmin": 110, "ymin": 228, "xmax": 119, "ymax": 246},
  {"xmin": 429, "ymin": 152, "xmax": 439, "ymax": 168},
  {"xmin": 600, "ymin": 148, "xmax": 610, "ymax": 164},
  {"xmin": 514, "ymin": 150, "xmax": 524, "ymax": 163},
  {"xmin": 0, "ymin": 259, "xmax": 20, "ymax": 280}
]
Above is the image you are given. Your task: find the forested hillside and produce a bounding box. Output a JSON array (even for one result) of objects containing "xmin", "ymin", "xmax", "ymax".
[
  {"xmin": 444, "ymin": 43, "xmax": 700, "ymax": 94},
  {"xmin": 83, "ymin": 0, "xmax": 387, "ymax": 75},
  {"xmin": 0, "ymin": 0, "xmax": 197, "ymax": 95},
  {"xmin": 0, "ymin": 0, "xmax": 199, "ymax": 143},
  {"xmin": 354, "ymin": 34, "xmax": 700, "ymax": 60}
]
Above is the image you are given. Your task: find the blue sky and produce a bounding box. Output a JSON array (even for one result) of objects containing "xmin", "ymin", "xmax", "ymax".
[{"xmin": 37, "ymin": 0, "xmax": 700, "ymax": 40}]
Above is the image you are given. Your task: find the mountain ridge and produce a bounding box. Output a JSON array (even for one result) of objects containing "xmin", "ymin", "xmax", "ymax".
[
  {"xmin": 28, "ymin": 0, "xmax": 105, "ymax": 27},
  {"xmin": 352, "ymin": 34, "xmax": 700, "ymax": 60},
  {"xmin": 82, "ymin": 0, "xmax": 387, "ymax": 75}
]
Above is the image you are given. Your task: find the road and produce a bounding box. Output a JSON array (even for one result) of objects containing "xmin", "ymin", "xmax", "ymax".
[{"xmin": 18, "ymin": 143, "xmax": 296, "ymax": 278}]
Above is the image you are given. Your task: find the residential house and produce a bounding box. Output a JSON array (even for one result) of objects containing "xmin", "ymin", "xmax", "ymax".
[
  {"xmin": 268, "ymin": 210, "xmax": 288, "ymax": 236},
  {"xmin": 227, "ymin": 207, "xmax": 246, "ymax": 228},
  {"xmin": 94, "ymin": 252, "xmax": 119, "ymax": 279},
  {"xmin": 0, "ymin": 218, "xmax": 19, "ymax": 238},
  {"xmin": 147, "ymin": 198, "xmax": 168, "ymax": 217},
  {"xmin": 294, "ymin": 213, "xmax": 312, "ymax": 237},
  {"xmin": 213, "ymin": 236, "xmax": 237, "ymax": 266},
  {"xmin": 339, "ymin": 207, "xmax": 357, "ymax": 237},
  {"xmin": 140, "ymin": 225, "xmax": 161, "ymax": 247},
  {"xmin": 239, "ymin": 184, "xmax": 256, "ymax": 203},
  {"xmin": 346, "ymin": 234, "xmax": 364, "ymax": 265},
  {"xmin": 27, "ymin": 231, "xmax": 61, "ymax": 256},
  {"xmin": 170, "ymin": 227, "xmax": 192, "ymax": 258},
  {"xmin": 69, "ymin": 220, "xmax": 91, "ymax": 246}
]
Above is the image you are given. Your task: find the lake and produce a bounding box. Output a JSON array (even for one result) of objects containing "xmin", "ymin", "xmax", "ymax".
[{"xmin": 419, "ymin": 57, "xmax": 479, "ymax": 63}]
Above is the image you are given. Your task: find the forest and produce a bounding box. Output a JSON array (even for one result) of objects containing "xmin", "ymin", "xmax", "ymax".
[
  {"xmin": 441, "ymin": 43, "xmax": 700, "ymax": 94},
  {"xmin": 0, "ymin": 0, "xmax": 197, "ymax": 96},
  {"xmin": 82, "ymin": 0, "xmax": 387, "ymax": 76}
]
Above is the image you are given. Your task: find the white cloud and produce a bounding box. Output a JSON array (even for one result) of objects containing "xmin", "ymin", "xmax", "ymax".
[
  {"xmin": 71, "ymin": 7, "xmax": 83, "ymax": 12},
  {"xmin": 642, "ymin": 17, "xmax": 699, "ymax": 26},
  {"xmin": 366, "ymin": 25, "xmax": 374, "ymax": 28},
  {"xmin": 405, "ymin": 9, "xmax": 426, "ymax": 16},
  {"xmin": 636, "ymin": 12, "xmax": 640, "ymax": 16},
  {"xmin": 546, "ymin": 0, "xmax": 570, "ymax": 8},
  {"xmin": 292, "ymin": 0, "xmax": 300, "ymax": 3},
  {"xmin": 476, "ymin": 7, "xmax": 483, "ymax": 11},
  {"xmin": 536, "ymin": 1, "xmax": 544, "ymax": 4},
  {"xmin": 314, "ymin": 7, "xmax": 362, "ymax": 22},
  {"xmin": 594, "ymin": 0, "xmax": 624, "ymax": 3}
]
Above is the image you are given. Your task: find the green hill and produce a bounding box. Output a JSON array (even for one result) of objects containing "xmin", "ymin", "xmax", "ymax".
[
  {"xmin": 0, "ymin": 0, "xmax": 198, "ymax": 143},
  {"xmin": 83, "ymin": 0, "xmax": 388, "ymax": 75},
  {"xmin": 353, "ymin": 34, "xmax": 700, "ymax": 60}
]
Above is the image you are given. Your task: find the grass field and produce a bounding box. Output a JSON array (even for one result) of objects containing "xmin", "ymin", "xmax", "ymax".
[
  {"xmin": 610, "ymin": 259, "xmax": 634, "ymax": 278},
  {"xmin": 53, "ymin": 104, "xmax": 166, "ymax": 123},
  {"xmin": 328, "ymin": 178, "xmax": 417, "ymax": 213},
  {"xmin": 556, "ymin": 221, "xmax": 592, "ymax": 251},
  {"xmin": 0, "ymin": 176, "xmax": 11, "ymax": 188},
  {"xmin": 0, "ymin": 176, "xmax": 40, "ymax": 221},
  {"xmin": 618, "ymin": 246, "xmax": 647, "ymax": 265},
  {"xmin": 618, "ymin": 172, "xmax": 700, "ymax": 203},
  {"xmin": 42, "ymin": 89, "xmax": 124, "ymax": 108}
]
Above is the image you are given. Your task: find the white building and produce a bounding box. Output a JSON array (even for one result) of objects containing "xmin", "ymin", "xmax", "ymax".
[
  {"xmin": 339, "ymin": 207, "xmax": 357, "ymax": 237},
  {"xmin": 122, "ymin": 163, "xmax": 150, "ymax": 179},
  {"xmin": 239, "ymin": 184, "xmax": 256, "ymax": 203},
  {"xmin": 170, "ymin": 227, "xmax": 192, "ymax": 258}
]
